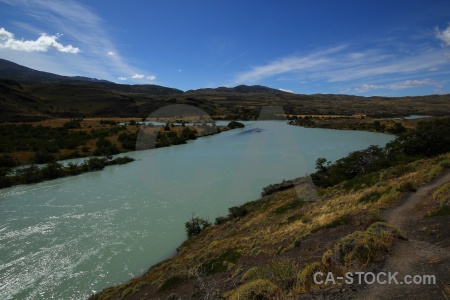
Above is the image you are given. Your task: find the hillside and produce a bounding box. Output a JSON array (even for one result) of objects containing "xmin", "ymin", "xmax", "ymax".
[
  {"xmin": 2, "ymin": 59, "xmax": 450, "ymax": 121},
  {"xmin": 88, "ymin": 118, "xmax": 450, "ymax": 299},
  {"xmin": 90, "ymin": 154, "xmax": 450, "ymax": 299}
]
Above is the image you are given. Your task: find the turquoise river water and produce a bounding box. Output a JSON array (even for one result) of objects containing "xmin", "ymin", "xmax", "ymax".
[{"xmin": 0, "ymin": 121, "xmax": 394, "ymax": 299}]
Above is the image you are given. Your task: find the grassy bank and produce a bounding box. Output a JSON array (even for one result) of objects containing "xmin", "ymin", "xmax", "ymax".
[
  {"xmin": 90, "ymin": 152, "xmax": 450, "ymax": 300},
  {"xmin": 90, "ymin": 117, "xmax": 450, "ymax": 299},
  {"xmin": 0, "ymin": 119, "xmax": 244, "ymax": 189},
  {"xmin": 288, "ymin": 114, "xmax": 424, "ymax": 134}
]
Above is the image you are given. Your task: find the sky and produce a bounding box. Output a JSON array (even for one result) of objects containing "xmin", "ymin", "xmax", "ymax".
[{"xmin": 1, "ymin": 0, "xmax": 450, "ymax": 96}]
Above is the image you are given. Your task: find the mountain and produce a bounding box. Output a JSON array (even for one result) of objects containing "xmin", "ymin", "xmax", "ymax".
[
  {"xmin": 0, "ymin": 58, "xmax": 184, "ymax": 95},
  {"xmin": 1, "ymin": 58, "xmax": 450, "ymax": 122},
  {"xmin": 186, "ymin": 85, "xmax": 288, "ymax": 95},
  {"xmin": 0, "ymin": 58, "xmax": 112, "ymax": 84}
]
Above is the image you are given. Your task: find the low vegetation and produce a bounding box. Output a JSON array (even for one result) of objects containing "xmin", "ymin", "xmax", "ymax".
[
  {"xmin": 311, "ymin": 117, "xmax": 450, "ymax": 188},
  {"xmin": 0, "ymin": 156, "xmax": 134, "ymax": 188},
  {"xmin": 91, "ymin": 145, "xmax": 450, "ymax": 298},
  {"xmin": 0, "ymin": 118, "xmax": 238, "ymax": 189}
]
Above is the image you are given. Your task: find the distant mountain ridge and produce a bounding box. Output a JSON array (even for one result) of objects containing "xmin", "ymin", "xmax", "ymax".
[
  {"xmin": 187, "ymin": 85, "xmax": 289, "ymax": 94},
  {"xmin": 0, "ymin": 58, "xmax": 113, "ymax": 84},
  {"xmin": 1, "ymin": 58, "xmax": 450, "ymax": 122}
]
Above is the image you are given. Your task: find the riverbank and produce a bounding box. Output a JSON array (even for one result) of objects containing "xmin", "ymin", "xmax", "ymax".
[
  {"xmin": 90, "ymin": 153, "xmax": 450, "ymax": 299},
  {"xmin": 0, "ymin": 118, "xmax": 243, "ymax": 189},
  {"xmin": 0, "ymin": 156, "xmax": 135, "ymax": 189},
  {"xmin": 287, "ymin": 115, "xmax": 427, "ymax": 134},
  {"xmin": 90, "ymin": 117, "xmax": 450, "ymax": 299}
]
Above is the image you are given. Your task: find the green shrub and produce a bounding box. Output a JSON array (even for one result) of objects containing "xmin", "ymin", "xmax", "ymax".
[
  {"xmin": 297, "ymin": 261, "xmax": 327, "ymax": 291},
  {"xmin": 396, "ymin": 181, "xmax": 416, "ymax": 192},
  {"xmin": 200, "ymin": 249, "xmax": 241, "ymax": 275},
  {"xmin": 274, "ymin": 199, "xmax": 303, "ymax": 214},
  {"xmin": 322, "ymin": 214, "xmax": 352, "ymax": 229},
  {"xmin": 229, "ymin": 279, "xmax": 281, "ymax": 300},
  {"xmin": 0, "ymin": 154, "xmax": 18, "ymax": 168},
  {"xmin": 228, "ymin": 205, "xmax": 248, "ymax": 218},
  {"xmin": 184, "ymin": 216, "xmax": 211, "ymax": 238},
  {"xmin": 158, "ymin": 275, "xmax": 185, "ymax": 291},
  {"xmin": 322, "ymin": 222, "xmax": 401, "ymax": 269},
  {"xmin": 227, "ymin": 121, "xmax": 245, "ymax": 129},
  {"xmin": 359, "ymin": 190, "xmax": 383, "ymax": 203}
]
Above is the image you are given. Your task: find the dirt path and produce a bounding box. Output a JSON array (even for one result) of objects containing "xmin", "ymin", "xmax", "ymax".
[{"xmin": 356, "ymin": 171, "xmax": 450, "ymax": 300}]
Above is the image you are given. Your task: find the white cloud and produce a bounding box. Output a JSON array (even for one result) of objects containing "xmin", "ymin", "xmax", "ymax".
[
  {"xmin": 146, "ymin": 75, "xmax": 156, "ymax": 80},
  {"xmin": 131, "ymin": 74, "xmax": 145, "ymax": 79},
  {"xmin": 354, "ymin": 79, "xmax": 435, "ymax": 92},
  {"xmin": 232, "ymin": 46, "xmax": 346, "ymax": 84},
  {"xmin": 232, "ymin": 44, "xmax": 447, "ymax": 88},
  {"xmin": 107, "ymin": 51, "xmax": 114, "ymax": 56},
  {"xmin": 279, "ymin": 88, "xmax": 294, "ymax": 93},
  {"xmin": 0, "ymin": 0, "xmax": 155, "ymax": 82},
  {"xmin": 118, "ymin": 76, "xmax": 127, "ymax": 80},
  {"xmin": 435, "ymin": 25, "xmax": 450, "ymax": 46},
  {"xmin": 428, "ymin": 67, "xmax": 439, "ymax": 71},
  {"xmin": 0, "ymin": 27, "xmax": 79, "ymax": 53}
]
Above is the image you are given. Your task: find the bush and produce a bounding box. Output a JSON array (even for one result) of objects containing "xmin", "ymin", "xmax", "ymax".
[
  {"xmin": 297, "ymin": 261, "xmax": 327, "ymax": 292},
  {"xmin": 321, "ymin": 222, "xmax": 402, "ymax": 269},
  {"xmin": 158, "ymin": 275, "xmax": 185, "ymax": 291},
  {"xmin": 63, "ymin": 119, "xmax": 81, "ymax": 129},
  {"xmin": 274, "ymin": 199, "xmax": 303, "ymax": 214},
  {"xmin": 200, "ymin": 249, "xmax": 241, "ymax": 275},
  {"xmin": 227, "ymin": 121, "xmax": 245, "ymax": 129},
  {"xmin": 241, "ymin": 258, "xmax": 297, "ymax": 290},
  {"xmin": 359, "ymin": 190, "xmax": 383, "ymax": 203},
  {"xmin": 93, "ymin": 137, "xmax": 120, "ymax": 157},
  {"xmin": 229, "ymin": 279, "xmax": 281, "ymax": 300},
  {"xmin": 396, "ymin": 181, "xmax": 416, "ymax": 192},
  {"xmin": 41, "ymin": 162, "xmax": 64, "ymax": 179},
  {"xmin": 33, "ymin": 151, "xmax": 55, "ymax": 164},
  {"xmin": 185, "ymin": 216, "xmax": 211, "ymax": 238},
  {"xmin": 0, "ymin": 154, "xmax": 18, "ymax": 168},
  {"xmin": 228, "ymin": 205, "xmax": 248, "ymax": 218},
  {"xmin": 214, "ymin": 216, "xmax": 227, "ymax": 225},
  {"xmin": 118, "ymin": 132, "xmax": 137, "ymax": 150}
]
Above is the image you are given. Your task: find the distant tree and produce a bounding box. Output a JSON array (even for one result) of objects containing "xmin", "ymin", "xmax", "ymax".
[
  {"xmin": 93, "ymin": 137, "xmax": 119, "ymax": 157},
  {"xmin": 41, "ymin": 162, "xmax": 64, "ymax": 179},
  {"xmin": 0, "ymin": 154, "xmax": 19, "ymax": 168},
  {"xmin": 388, "ymin": 122, "xmax": 407, "ymax": 134},
  {"xmin": 18, "ymin": 165, "xmax": 42, "ymax": 183},
  {"xmin": 227, "ymin": 121, "xmax": 245, "ymax": 129},
  {"xmin": 185, "ymin": 216, "xmax": 211, "ymax": 238},
  {"xmin": 33, "ymin": 150, "xmax": 55, "ymax": 164},
  {"xmin": 315, "ymin": 157, "xmax": 329, "ymax": 173}
]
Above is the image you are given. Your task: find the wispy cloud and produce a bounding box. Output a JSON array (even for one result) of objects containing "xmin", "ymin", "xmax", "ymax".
[
  {"xmin": 0, "ymin": 27, "xmax": 79, "ymax": 53},
  {"xmin": 0, "ymin": 0, "xmax": 153, "ymax": 81},
  {"xmin": 279, "ymin": 88, "xmax": 294, "ymax": 93},
  {"xmin": 232, "ymin": 45, "xmax": 447, "ymax": 86},
  {"xmin": 435, "ymin": 24, "xmax": 450, "ymax": 46},
  {"xmin": 232, "ymin": 45, "xmax": 346, "ymax": 84},
  {"xmin": 131, "ymin": 74, "xmax": 145, "ymax": 79},
  {"xmin": 353, "ymin": 79, "xmax": 437, "ymax": 92},
  {"xmin": 119, "ymin": 74, "xmax": 157, "ymax": 81}
]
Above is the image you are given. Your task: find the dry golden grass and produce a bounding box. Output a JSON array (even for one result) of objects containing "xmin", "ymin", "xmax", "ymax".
[{"xmin": 92, "ymin": 152, "xmax": 450, "ymax": 299}]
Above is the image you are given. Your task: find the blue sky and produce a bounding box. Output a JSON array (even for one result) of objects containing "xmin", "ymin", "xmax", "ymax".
[{"xmin": 1, "ymin": 0, "xmax": 450, "ymax": 96}]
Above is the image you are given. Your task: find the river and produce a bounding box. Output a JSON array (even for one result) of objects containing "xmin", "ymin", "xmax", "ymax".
[{"xmin": 0, "ymin": 121, "xmax": 394, "ymax": 299}]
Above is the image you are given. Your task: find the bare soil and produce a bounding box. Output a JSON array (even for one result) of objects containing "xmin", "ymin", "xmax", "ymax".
[{"xmin": 303, "ymin": 172, "xmax": 450, "ymax": 300}]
